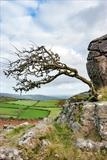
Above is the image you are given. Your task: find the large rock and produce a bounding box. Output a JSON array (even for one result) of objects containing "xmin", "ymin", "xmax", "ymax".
[
  {"xmin": 86, "ymin": 34, "xmax": 107, "ymax": 89},
  {"xmin": 57, "ymin": 100, "xmax": 107, "ymax": 150}
]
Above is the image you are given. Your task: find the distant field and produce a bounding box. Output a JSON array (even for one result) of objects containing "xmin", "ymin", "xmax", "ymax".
[
  {"xmin": 0, "ymin": 103, "xmax": 26, "ymax": 109},
  {"xmin": 0, "ymin": 99, "xmax": 62, "ymax": 120},
  {"xmin": 7, "ymin": 100, "xmax": 37, "ymax": 106},
  {"xmin": 31, "ymin": 107, "xmax": 61, "ymax": 118},
  {"xmin": 0, "ymin": 108, "xmax": 18, "ymax": 115},
  {"xmin": 35, "ymin": 100, "xmax": 59, "ymax": 107},
  {"xmin": 18, "ymin": 109, "xmax": 49, "ymax": 119},
  {"xmin": 0, "ymin": 97, "xmax": 17, "ymax": 102}
]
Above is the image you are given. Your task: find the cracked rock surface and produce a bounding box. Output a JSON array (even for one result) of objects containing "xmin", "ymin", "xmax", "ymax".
[{"xmin": 87, "ymin": 34, "xmax": 107, "ymax": 89}]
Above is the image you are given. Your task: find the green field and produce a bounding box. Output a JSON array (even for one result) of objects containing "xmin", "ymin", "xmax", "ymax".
[
  {"xmin": 35, "ymin": 100, "xmax": 58, "ymax": 107},
  {"xmin": 0, "ymin": 103, "xmax": 26, "ymax": 109},
  {"xmin": 18, "ymin": 109, "xmax": 49, "ymax": 119},
  {"xmin": 0, "ymin": 99, "xmax": 63, "ymax": 120},
  {"xmin": 0, "ymin": 108, "xmax": 18, "ymax": 115},
  {"xmin": 8, "ymin": 100, "xmax": 37, "ymax": 106}
]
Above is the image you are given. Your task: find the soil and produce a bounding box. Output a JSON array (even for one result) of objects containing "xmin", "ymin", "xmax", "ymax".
[{"xmin": 0, "ymin": 119, "xmax": 39, "ymax": 128}]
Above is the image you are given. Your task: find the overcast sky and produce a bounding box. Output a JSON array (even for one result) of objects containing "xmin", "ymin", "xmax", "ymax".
[{"xmin": 0, "ymin": 0, "xmax": 107, "ymax": 96}]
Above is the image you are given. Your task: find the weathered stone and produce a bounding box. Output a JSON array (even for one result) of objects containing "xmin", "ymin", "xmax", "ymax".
[
  {"xmin": 71, "ymin": 122, "xmax": 81, "ymax": 132},
  {"xmin": 57, "ymin": 101, "xmax": 107, "ymax": 141},
  {"xmin": 95, "ymin": 102, "xmax": 107, "ymax": 140},
  {"xmin": 41, "ymin": 139, "xmax": 51, "ymax": 148},
  {"xmin": 18, "ymin": 120, "xmax": 52, "ymax": 147},
  {"xmin": 76, "ymin": 138, "xmax": 107, "ymax": 151},
  {"xmin": 18, "ymin": 127, "xmax": 36, "ymax": 146},
  {"xmin": 86, "ymin": 34, "xmax": 107, "ymax": 89},
  {"xmin": 0, "ymin": 147, "xmax": 23, "ymax": 160},
  {"xmin": 3, "ymin": 125, "xmax": 15, "ymax": 131}
]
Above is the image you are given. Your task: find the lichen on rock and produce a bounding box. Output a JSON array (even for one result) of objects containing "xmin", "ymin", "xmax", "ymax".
[{"xmin": 57, "ymin": 101, "xmax": 107, "ymax": 150}]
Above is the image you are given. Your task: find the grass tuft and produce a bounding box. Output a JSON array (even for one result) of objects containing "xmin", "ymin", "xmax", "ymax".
[{"xmin": 98, "ymin": 87, "xmax": 107, "ymax": 101}]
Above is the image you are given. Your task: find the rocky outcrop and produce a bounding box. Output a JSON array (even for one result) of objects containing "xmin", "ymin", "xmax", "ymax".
[
  {"xmin": 86, "ymin": 34, "xmax": 107, "ymax": 89},
  {"xmin": 0, "ymin": 148, "xmax": 22, "ymax": 160},
  {"xmin": 19, "ymin": 119, "xmax": 51, "ymax": 147},
  {"xmin": 76, "ymin": 138, "xmax": 107, "ymax": 151},
  {"xmin": 57, "ymin": 100, "xmax": 107, "ymax": 150},
  {"xmin": 0, "ymin": 119, "xmax": 52, "ymax": 160}
]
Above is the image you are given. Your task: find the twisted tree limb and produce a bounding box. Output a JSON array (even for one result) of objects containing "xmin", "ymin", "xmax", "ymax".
[{"xmin": 4, "ymin": 46, "xmax": 97, "ymax": 97}]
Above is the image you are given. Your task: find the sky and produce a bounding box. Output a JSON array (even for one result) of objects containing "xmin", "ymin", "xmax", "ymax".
[{"xmin": 0, "ymin": 0, "xmax": 107, "ymax": 96}]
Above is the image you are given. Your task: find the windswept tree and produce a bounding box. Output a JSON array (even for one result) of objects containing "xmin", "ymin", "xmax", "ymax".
[{"xmin": 4, "ymin": 46, "xmax": 97, "ymax": 97}]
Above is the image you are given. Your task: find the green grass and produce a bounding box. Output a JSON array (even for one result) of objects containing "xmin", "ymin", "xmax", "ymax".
[
  {"xmin": 0, "ymin": 99, "xmax": 62, "ymax": 119},
  {"xmin": 7, "ymin": 100, "xmax": 37, "ymax": 106},
  {"xmin": 31, "ymin": 107, "xmax": 61, "ymax": 118},
  {"xmin": 98, "ymin": 87, "xmax": 107, "ymax": 101},
  {"xmin": 0, "ymin": 103, "xmax": 26, "ymax": 109},
  {"xmin": 0, "ymin": 107, "xmax": 18, "ymax": 115},
  {"xmin": 32, "ymin": 100, "xmax": 62, "ymax": 118},
  {"xmin": 35, "ymin": 100, "xmax": 59, "ymax": 108},
  {"xmin": 0, "ymin": 97, "xmax": 17, "ymax": 102},
  {"xmin": 18, "ymin": 109, "xmax": 49, "ymax": 119},
  {"xmin": 20, "ymin": 123, "xmax": 106, "ymax": 160},
  {"xmin": 6, "ymin": 125, "xmax": 32, "ymax": 138},
  {"xmin": 48, "ymin": 108, "xmax": 61, "ymax": 118}
]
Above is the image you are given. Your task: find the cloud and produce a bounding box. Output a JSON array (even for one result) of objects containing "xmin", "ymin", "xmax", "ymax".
[
  {"xmin": 0, "ymin": 0, "xmax": 107, "ymax": 95},
  {"xmin": 57, "ymin": 82, "xmax": 89, "ymax": 94},
  {"xmin": 16, "ymin": 0, "xmax": 38, "ymax": 9},
  {"xmin": 38, "ymin": 0, "xmax": 99, "ymax": 28}
]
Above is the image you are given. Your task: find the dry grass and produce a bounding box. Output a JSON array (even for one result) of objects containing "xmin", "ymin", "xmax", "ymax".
[
  {"xmin": 98, "ymin": 87, "xmax": 107, "ymax": 101},
  {"xmin": 19, "ymin": 123, "xmax": 107, "ymax": 160},
  {"xmin": 1, "ymin": 122, "xmax": 107, "ymax": 160}
]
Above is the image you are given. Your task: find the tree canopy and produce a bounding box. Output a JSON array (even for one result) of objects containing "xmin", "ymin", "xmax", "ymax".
[{"xmin": 4, "ymin": 46, "xmax": 96, "ymax": 96}]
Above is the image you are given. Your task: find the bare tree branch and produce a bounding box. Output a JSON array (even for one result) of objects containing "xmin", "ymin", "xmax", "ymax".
[{"xmin": 4, "ymin": 46, "xmax": 97, "ymax": 96}]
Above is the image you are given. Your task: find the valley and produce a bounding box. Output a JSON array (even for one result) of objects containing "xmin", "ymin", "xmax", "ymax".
[{"xmin": 0, "ymin": 98, "xmax": 63, "ymax": 122}]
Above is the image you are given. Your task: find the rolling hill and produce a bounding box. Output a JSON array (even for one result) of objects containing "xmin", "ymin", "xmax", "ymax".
[{"xmin": 0, "ymin": 93, "xmax": 69, "ymax": 100}]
